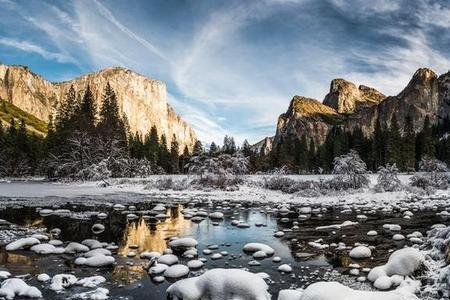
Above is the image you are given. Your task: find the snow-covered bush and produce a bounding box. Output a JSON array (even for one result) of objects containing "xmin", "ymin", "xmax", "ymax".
[
  {"xmin": 150, "ymin": 177, "xmax": 190, "ymax": 191},
  {"xmin": 269, "ymin": 165, "xmax": 292, "ymax": 175},
  {"xmin": 410, "ymin": 156, "xmax": 449, "ymax": 190},
  {"xmin": 264, "ymin": 176, "xmax": 319, "ymax": 194},
  {"xmin": 186, "ymin": 153, "xmax": 249, "ymax": 189},
  {"xmin": 330, "ymin": 150, "xmax": 369, "ymax": 190},
  {"xmin": 112, "ymin": 158, "xmax": 155, "ymax": 178},
  {"xmin": 374, "ymin": 164, "xmax": 402, "ymax": 192},
  {"xmin": 76, "ymin": 159, "xmax": 112, "ymax": 181}
]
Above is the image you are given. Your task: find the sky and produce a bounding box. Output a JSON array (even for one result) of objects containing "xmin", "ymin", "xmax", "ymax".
[{"xmin": 0, "ymin": 0, "xmax": 449, "ymax": 145}]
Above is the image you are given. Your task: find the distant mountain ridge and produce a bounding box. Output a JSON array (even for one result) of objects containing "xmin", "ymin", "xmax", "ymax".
[
  {"xmin": 268, "ymin": 68, "xmax": 450, "ymax": 151},
  {"xmin": 0, "ymin": 64, "xmax": 197, "ymax": 152}
]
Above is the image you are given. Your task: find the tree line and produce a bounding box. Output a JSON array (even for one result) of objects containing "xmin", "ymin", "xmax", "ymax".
[
  {"xmin": 1, "ymin": 85, "xmax": 449, "ymax": 178},
  {"xmin": 266, "ymin": 114, "xmax": 450, "ymax": 173},
  {"xmin": 0, "ymin": 83, "xmax": 195, "ymax": 178}
]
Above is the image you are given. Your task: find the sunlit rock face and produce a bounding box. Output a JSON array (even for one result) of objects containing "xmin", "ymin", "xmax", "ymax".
[
  {"xmin": 323, "ymin": 78, "xmax": 385, "ymax": 114},
  {"xmin": 274, "ymin": 96, "xmax": 343, "ymax": 146},
  {"xmin": 273, "ymin": 68, "xmax": 450, "ymax": 149},
  {"xmin": 0, "ymin": 64, "xmax": 197, "ymax": 152}
]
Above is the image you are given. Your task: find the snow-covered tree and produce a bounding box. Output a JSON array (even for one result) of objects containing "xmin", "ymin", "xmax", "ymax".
[
  {"xmin": 374, "ymin": 164, "xmax": 402, "ymax": 192},
  {"xmin": 331, "ymin": 150, "xmax": 369, "ymax": 190},
  {"xmin": 186, "ymin": 153, "xmax": 249, "ymax": 189},
  {"xmin": 410, "ymin": 156, "xmax": 448, "ymax": 190}
]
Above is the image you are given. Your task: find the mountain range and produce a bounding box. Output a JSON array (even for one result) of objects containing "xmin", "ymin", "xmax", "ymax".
[
  {"xmin": 255, "ymin": 68, "xmax": 450, "ymax": 153},
  {"xmin": 0, "ymin": 64, "xmax": 197, "ymax": 152}
]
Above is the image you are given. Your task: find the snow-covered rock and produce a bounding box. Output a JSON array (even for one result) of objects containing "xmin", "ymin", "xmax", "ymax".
[
  {"xmin": 158, "ymin": 254, "xmax": 178, "ymax": 266},
  {"xmin": 30, "ymin": 243, "xmax": 65, "ymax": 255},
  {"xmin": 164, "ymin": 264, "xmax": 189, "ymax": 278},
  {"xmin": 6, "ymin": 238, "xmax": 40, "ymax": 251},
  {"xmin": 209, "ymin": 212, "xmax": 224, "ymax": 219},
  {"xmin": 166, "ymin": 268, "xmax": 271, "ymax": 300},
  {"xmin": 0, "ymin": 278, "xmax": 42, "ymax": 299},
  {"xmin": 298, "ymin": 281, "xmax": 418, "ymax": 300},
  {"xmin": 75, "ymin": 255, "xmax": 115, "ymax": 267},
  {"xmin": 50, "ymin": 274, "xmax": 78, "ymax": 292},
  {"xmin": 277, "ymin": 289, "xmax": 303, "ymax": 300},
  {"xmin": 65, "ymin": 242, "xmax": 89, "ymax": 253},
  {"xmin": 187, "ymin": 260, "xmax": 204, "ymax": 269},
  {"xmin": 72, "ymin": 288, "xmax": 109, "ymax": 300},
  {"xmin": 278, "ymin": 264, "xmax": 293, "ymax": 273},
  {"xmin": 169, "ymin": 238, "xmax": 198, "ymax": 249},
  {"xmin": 243, "ymin": 243, "xmax": 275, "ymax": 256},
  {"xmin": 76, "ymin": 276, "xmax": 106, "ymax": 288},
  {"xmin": 368, "ymin": 248, "xmax": 424, "ymax": 290},
  {"xmin": 349, "ymin": 246, "xmax": 372, "ymax": 259},
  {"xmin": 150, "ymin": 263, "xmax": 169, "ymax": 275}
]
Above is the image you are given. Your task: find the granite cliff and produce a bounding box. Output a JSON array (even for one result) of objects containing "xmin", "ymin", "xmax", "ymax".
[
  {"xmin": 273, "ymin": 68, "xmax": 450, "ymax": 149},
  {"xmin": 0, "ymin": 64, "xmax": 197, "ymax": 152}
]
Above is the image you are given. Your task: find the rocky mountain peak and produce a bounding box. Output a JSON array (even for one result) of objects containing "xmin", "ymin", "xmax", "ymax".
[
  {"xmin": 394, "ymin": 68, "xmax": 439, "ymax": 119},
  {"xmin": 272, "ymin": 67, "xmax": 449, "ymax": 151},
  {"xmin": 323, "ymin": 78, "xmax": 385, "ymax": 114},
  {"xmin": 288, "ymin": 96, "xmax": 338, "ymax": 117}
]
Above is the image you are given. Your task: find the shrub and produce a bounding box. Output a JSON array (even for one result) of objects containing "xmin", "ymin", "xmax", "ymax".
[
  {"xmin": 331, "ymin": 150, "xmax": 369, "ymax": 190},
  {"xmin": 410, "ymin": 156, "xmax": 449, "ymax": 190},
  {"xmin": 186, "ymin": 153, "xmax": 249, "ymax": 190},
  {"xmin": 374, "ymin": 164, "xmax": 402, "ymax": 192}
]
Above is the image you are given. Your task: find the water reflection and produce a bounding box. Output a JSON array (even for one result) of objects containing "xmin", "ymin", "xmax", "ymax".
[
  {"xmin": 0, "ymin": 251, "xmax": 33, "ymax": 265},
  {"xmin": 119, "ymin": 205, "xmax": 192, "ymax": 256}
]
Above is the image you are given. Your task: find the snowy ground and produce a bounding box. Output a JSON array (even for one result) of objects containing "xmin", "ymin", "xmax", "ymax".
[
  {"xmin": 0, "ymin": 175, "xmax": 449, "ymax": 299},
  {"xmin": 0, "ymin": 174, "xmax": 448, "ymax": 210}
]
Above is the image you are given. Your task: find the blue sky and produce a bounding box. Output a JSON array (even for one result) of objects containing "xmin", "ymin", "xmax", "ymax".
[{"xmin": 1, "ymin": 0, "xmax": 449, "ymax": 144}]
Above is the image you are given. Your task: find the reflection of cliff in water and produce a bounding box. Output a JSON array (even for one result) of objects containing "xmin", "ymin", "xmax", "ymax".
[
  {"xmin": 0, "ymin": 251, "xmax": 33, "ymax": 265},
  {"xmin": 119, "ymin": 205, "xmax": 191, "ymax": 256}
]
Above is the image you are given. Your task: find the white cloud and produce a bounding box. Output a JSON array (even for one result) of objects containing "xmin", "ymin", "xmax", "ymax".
[
  {"xmin": 343, "ymin": 30, "xmax": 450, "ymax": 96},
  {"xmin": 6, "ymin": 0, "xmax": 450, "ymax": 144},
  {"xmin": 417, "ymin": 1, "xmax": 450, "ymax": 28},
  {"xmin": 0, "ymin": 37, "xmax": 74, "ymax": 63},
  {"xmin": 90, "ymin": 0, "xmax": 167, "ymax": 61},
  {"xmin": 329, "ymin": 0, "xmax": 401, "ymax": 14}
]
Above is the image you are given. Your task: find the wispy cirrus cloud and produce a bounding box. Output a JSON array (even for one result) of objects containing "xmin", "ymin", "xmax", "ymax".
[
  {"xmin": 0, "ymin": 0, "xmax": 449, "ymax": 144},
  {"xmin": 0, "ymin": 37, "xmax": 74, "ymax": 63}
]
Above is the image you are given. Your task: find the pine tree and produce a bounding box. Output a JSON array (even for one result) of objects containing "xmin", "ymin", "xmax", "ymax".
[
  {"xmin": 158, "ymin": 134, "xmax": 169, "ymax": 171},
  {"xmin": 76, "ymin": 85, "xmax": 97, "ymax": 133},
  {"xmin": 241, "ymin": 139, "xmax": 252, "ymax": 157},
  {"xmin": 179, "ymin": 146, "xmax": 190, "ymax": 173},
  {"xmin": 193, "ymin": 140, "xmax": 203, "ymax": 156},
  {"xmin": 56, "ymin": 85, "xmax": 77, "ymax": 129},
  {"xmin": 416, "ymin": 115, "xmax": 435, "ymax": 161},
  {"xmin": 145, "ymin": 126, "xmax": 159, "ymax": 163},
  {"xmin": 401, "ymin": 115, "xmax": 416, "ymax": 171},
  {"xmin": 320, "ymin": 130, "xmax": 335, "ymax": 172},
  {"xmin": 209, "ymin": 142, "xmax": 218, "ymax": 156},
  {"xmin": 169, "ymin": 134, "xmax": 179, "ymax": 173},
  {"xmin": 386, "ymin": 114, "xmax": 401, "ymax": 166},
  {"xmin": 98, "ymin": 83, "xmax": 127, "ymax": 146},
  {"xmin": 17, "ymin": 119, "xmax": 30, "ymax": 155},
  {"xmin": 372, "ymin": 116, "xmax": 384, "ymax": 169},
  {"xmin": 223, "ymin": 135, "xmax": 236, "ymax": 154}
]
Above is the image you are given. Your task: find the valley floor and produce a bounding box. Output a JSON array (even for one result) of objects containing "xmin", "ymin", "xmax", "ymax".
[{"xmin": 0, "ymin": 174, "xmax": 449, "ymax": 299}]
